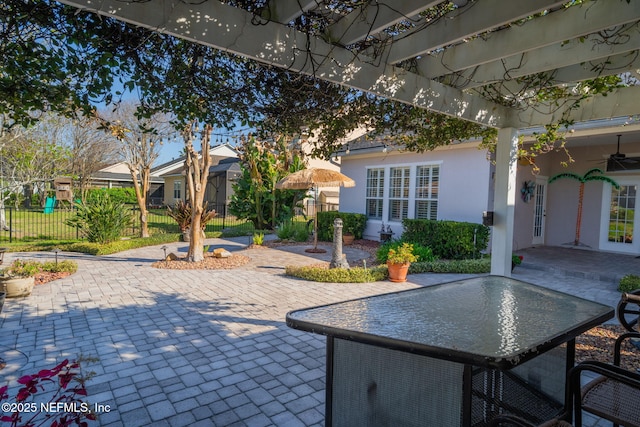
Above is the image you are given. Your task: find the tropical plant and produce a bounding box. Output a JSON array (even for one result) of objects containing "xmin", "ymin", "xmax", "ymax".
[
  {"xmin": 386, "ymin": 243, "xmax": 418, "ymax": 265},
  {"xmin": 377, "ymin": 240, "xmax": 433, "ymax": 264},
  {"xmin": 252, "ymin": 232, "xmax": 265, "ymax": 246},
  {"xmin": 166, "ymin": 200, "xmax": 192, "ymax": 232},
  {"xmin": 0, "ymin": 259, "xmax": 41, "ymax": 278},
  {"xmin": 64, "ymin": 192, "xmax": 133, "ymax": 244},
  {"xmin": 229, "ymin": 136, "xmax": 306, "ymax": 229},
  {"xmin": 549, "ymin": 168, "xmax": 620, "ymax": 246},
  {"xmin": 0, "ymin": 357, "xmax": 97, "ymax": 427}
]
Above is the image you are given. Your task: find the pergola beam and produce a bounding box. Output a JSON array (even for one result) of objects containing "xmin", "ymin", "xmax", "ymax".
[
  {"xmin": 484, "ymin": 51, "xmax": 640, "ymax": 97},
  {"xmin": 326, "ymin": 0, "xmax": 439, "ymax": 46},
  {"xmin": 57, "ymin": 0, "xmax": 510, "ymax": 128},
  {"xmin": 513, "ymin": 85, "xmax": 640, "ymax": 128},
  {"xmin": 264, "ymin": 0, "xmax": 317, "ymax": 25},
  {"xmin": 387, "ymin": 0, "xmax": 565, "ymax": 65},
  {"xmin": 458, "ymin": 25, "xmax": 640, "ymax": 89},
  {"xmin": 417, "ymin": 0, "xmax": 640, "ymax": 79}
]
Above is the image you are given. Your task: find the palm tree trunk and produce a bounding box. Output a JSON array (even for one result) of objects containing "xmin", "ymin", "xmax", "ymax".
[{"xmin": 575, "ymin": 182, "xmax": 585, "ymax": 245}]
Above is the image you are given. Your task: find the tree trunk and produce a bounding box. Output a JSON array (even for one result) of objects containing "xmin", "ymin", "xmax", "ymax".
[
  {"xmin": 130, "ymin": 167, "xmax": 150, "ymax": 238},
  {"xmin": 575, "ymin": 182, "xmax": 585, "ymax": 245},
  {"xmin": 184, "ymin": 122, "xmax": 213, "ymax": 262}
]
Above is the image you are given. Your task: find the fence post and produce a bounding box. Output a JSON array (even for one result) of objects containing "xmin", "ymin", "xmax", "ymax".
[
  {"xmin": 8, "ymin": 207, "xmax": 12, "ymax": 243},
  {"xmin": 222, "ymin": 203, "xmax": 226, "ymax": 229}
]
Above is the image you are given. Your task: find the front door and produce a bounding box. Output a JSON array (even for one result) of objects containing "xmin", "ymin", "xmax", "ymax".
[
  {"xmin": 600, "ymin": 180, "xmax": 640, "ymax": 254},
  {"xmin": 532, "ymin": 176, "xmax": 547, "ymax": 245}
]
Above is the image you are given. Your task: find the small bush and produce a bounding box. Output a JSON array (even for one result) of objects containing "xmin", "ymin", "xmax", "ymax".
[
  {"xmin": 0, "ymin": 259, "xmax": 41, "ymax": 277},
  {"xmin": 65, "ymin": 192, "xmax": 133, "ymax": 244},
  {"xmin": 252, "ymin": 232, "xmax": 265, "ymax": 245},
  {"xmin": 409, "ymin": 258, "xmax": 491, "ymax": 274},
  {"xmin": 41, "ymin": 260, "xmax": 78, "ymax": 273},
  {"xmin": 277, "ymin": 221, "xmax": 309, "ymax": 242},
  {"xmin": 285, "ymin": 265, "xmax": 388, "ymax": 282},
  {"xmin": 619, "ymin": 274, "xmax": 640, "ymax": 292},
  {"xmin": 376, "ymin": 240, "xmax": 435, "ymax": 264}
]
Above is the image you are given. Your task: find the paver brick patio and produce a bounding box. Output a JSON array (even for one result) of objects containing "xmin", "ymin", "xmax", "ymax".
[{"xmin": 0, "ymin": 239, "xmax": 632, "ymax": 426}]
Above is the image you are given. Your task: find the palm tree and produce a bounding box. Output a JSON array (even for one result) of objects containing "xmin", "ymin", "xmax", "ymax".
[{"xmin": 549, "ymin": 168, "xmax": 620, "ymax": 246}]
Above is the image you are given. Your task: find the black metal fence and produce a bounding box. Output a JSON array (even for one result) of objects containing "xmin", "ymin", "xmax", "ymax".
[{"xmin": 0, "ymin": 203, "xmax": 253, "ymax": 243}]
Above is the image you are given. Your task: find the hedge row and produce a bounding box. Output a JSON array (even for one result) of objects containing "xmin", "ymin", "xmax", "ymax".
[{"xmin": 401, "ymin": 219, "xmax": 489, "ymax": 260}]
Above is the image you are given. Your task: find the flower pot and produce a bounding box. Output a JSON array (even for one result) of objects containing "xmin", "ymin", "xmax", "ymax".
[
  {"xmin": 0, "ymin": 291, "xmax": 5, "ymax": 313},
  {"xmin": 342, "ymin": 233, "xmax": 355, "ymax": 245},
  {"xmin": 1, "ymin": 276, "xmax": 35, "ymax": 298},
  {"xmin": 387, "ymin": 261, "xmax": 410, "ymax": 283}
]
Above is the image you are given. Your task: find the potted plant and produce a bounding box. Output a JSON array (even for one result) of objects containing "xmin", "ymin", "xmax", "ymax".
[
  {"xmin": 386, "ymin": 243, "xmax": 418, "ymax": 283},
  {"xmin": 342, "ymin": 226, "xmax": 355, "ymax": 245},
  {"xmin": 512, "ymin": 254, "xmax": 523, "ymax": 271},
  {"xmin": 1, "ymin": 259, "xmax": 41, "ymax": 298}
]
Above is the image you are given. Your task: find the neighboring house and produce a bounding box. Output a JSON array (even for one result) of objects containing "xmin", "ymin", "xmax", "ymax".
[
  {"xmin": 90, "ymin": 162, "xmax": 164, "ymax": 203},
  {"xmin": 338, "ymin": 118, "xmax": 640, "ymax": 255},
  {"xmin": 155, "ymin": 144, "xmax": 239, "ymax": 209}
]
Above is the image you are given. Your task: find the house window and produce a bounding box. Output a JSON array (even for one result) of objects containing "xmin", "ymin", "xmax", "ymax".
[
  {"xmin": 389, "ymin": 167, "xmax": 410, "ymax": 222},
  {"xmin": 173, "ymin": 181, "xmax": 181, "ymax": 200},
  {"xmin": 415, "ymin": 165, "xmax": 439, "ymax": 220},
  {"xmin": 366, "ymin": 168, "xmax": 384, "ymax": 219}
]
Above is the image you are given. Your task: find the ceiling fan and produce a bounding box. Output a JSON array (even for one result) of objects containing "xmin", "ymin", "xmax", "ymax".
[
  {"xmin": 609, "ymin": 134, "xmax": 633, "ymax": 162},
  {"xmin": 604, "ymin": 134, "xmax": 638, "ymax": 171}
]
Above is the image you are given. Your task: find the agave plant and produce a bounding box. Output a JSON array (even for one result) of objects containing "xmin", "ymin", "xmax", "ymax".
[{"xmin": 167, "ymin": 200, "xmax": 217, "ymax": 232}]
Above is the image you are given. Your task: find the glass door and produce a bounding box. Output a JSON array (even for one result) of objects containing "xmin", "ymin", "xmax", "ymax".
[
  {"xmin": 532, "ymin": 177, "xmax": 547, "ymax": 245},
  {"xmin": 601, "ymin": 181, "xmax": 639, "ymax": 253}
]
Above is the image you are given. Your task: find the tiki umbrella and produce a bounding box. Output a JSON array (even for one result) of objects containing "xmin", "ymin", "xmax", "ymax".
[{"xmin": 276, "ymin": 168, "xmax": 356, "ymax": 253}]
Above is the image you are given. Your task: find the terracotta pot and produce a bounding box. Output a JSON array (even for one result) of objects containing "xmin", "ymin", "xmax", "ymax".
[
  {"xmin": 2, "ymin": 276, "xmax": 35, "ymax": 298},
  {"xmin": 342, "ymin": 233, "xmax": 355, "ymax": 245},
  {"xmin": 387, "ymin": 261, "xmax": 410, "ymax": 283}
]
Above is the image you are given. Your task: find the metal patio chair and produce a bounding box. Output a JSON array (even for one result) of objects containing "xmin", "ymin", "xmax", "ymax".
[{"xmin": 491, "ymin": 332, "xmax": 640, "ymax": 427}]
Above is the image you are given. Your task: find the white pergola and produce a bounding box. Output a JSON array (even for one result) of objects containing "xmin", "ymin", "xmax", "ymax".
[{"xmin": 56, "ymin": 0, "xmax": 640, "ymax": 275}]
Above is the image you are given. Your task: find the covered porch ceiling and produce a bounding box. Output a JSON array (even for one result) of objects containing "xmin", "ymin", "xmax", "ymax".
[{"xmin": 56, "ymin": 0, "xmax": 640, "ymax": 132}]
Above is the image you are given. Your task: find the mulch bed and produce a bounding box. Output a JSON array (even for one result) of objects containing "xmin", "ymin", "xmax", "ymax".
[
  {"xmin": 576, "ymin": 324, "xmax": 640, "ymax": 370},
  {"xmin": 152, "ymin": 253, "xmax": 251, "ymax": 270},
  {"xmin": 35, "ymin": 272, "xmax": 72, "ymax": 286}
]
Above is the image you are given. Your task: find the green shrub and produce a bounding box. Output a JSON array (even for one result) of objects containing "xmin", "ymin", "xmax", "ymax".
[
  {"xmin": 619, "ymin": 274, "xmax": 640, "ymax": 292},
  {"xmin": 86, "ymin": 187, "xmax": 138, "ymax": 205},
  {"xmin": 285, "ymin": 265, "xmax": 388, "ymax": 282},
  {"xmin": 402, "ymin": 219, "xmax": 489, "ymax": 260},
  {"xmin": 376, "ymin": 240, "xmax": 435, "ymax": 264},
  {"xmin": 65, "ymin": 192, "xmax": 133, "ymax": 244},
  {"xmin": 277, "ymin": 221, "xmax": 309, "ymax": 242},
  {"xmin": 1, "ymin": 259, "xmax": 42, "ymax": 277},
  {"xmin": 408, "ymin": 258, "xmax": 491, "ymax": 274},
  {"xmin": 65, "ymin": 234, "xmax": 181, "ymax": 255},
  {"xmin": 316, "ymin": 212, "xmax": 367, "ymax": 241},
  {"xmin": 41, "ymin": 260, "xmax": 78, "ymax": 274},
  {"xmin": 252, "ymin": 232, "xmax": 265, "ymax": 245}
]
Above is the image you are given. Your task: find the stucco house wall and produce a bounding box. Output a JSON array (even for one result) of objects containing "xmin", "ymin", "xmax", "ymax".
[
  {"xmin": 513, "ymin": 137, "xmax": 640, "ymax": 253},
  {"xmin": 339, "ymin": 142, "xmax": 491, "ymax": 241}
]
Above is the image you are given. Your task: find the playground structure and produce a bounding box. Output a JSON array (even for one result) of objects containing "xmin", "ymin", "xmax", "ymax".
[{"xmin": 44, "ymin": 177, "xmax": 74, "ymax": 213}]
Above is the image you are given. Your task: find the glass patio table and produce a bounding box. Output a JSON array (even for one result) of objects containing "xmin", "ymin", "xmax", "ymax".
[{"xmin": 286, "ymin": 276, "xmax": 614, "ymax": 427}]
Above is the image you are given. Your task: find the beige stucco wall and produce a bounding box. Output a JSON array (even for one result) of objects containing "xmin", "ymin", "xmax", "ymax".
[{"xmin": 514, "ymin": 137, "xmax": 640, "ymax": 251}]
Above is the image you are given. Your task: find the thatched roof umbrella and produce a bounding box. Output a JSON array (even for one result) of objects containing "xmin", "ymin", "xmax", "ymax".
[{"xmin": 276, "ymin": 168, "xmax": 355, "ymax": 253}]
